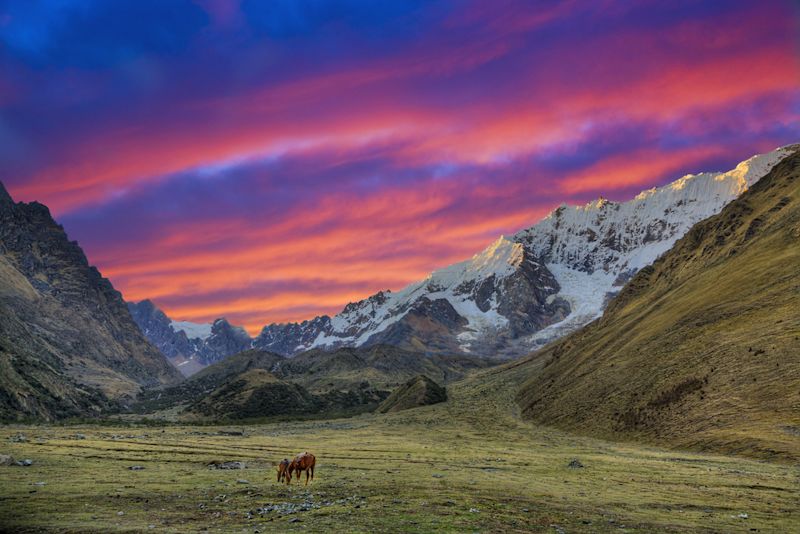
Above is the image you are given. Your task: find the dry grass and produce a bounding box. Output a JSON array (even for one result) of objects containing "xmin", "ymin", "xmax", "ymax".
[{"xmin": 1, "ymin": 362, "xmax": 798, "ymax": 533}]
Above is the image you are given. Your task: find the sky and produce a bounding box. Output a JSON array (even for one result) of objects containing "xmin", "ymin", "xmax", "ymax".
[{"xmin": 1, "ymin": 0, "xmax": 799, "ymax": 334}]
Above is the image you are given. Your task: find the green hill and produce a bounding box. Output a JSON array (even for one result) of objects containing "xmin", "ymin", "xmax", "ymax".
[
  {"xmin": 377, "ymin": 374, "xmax": 447, "ymax": 413},
  {"xmin": 516, "ymin": 147, "xmax": 800, "ymax": 459}
]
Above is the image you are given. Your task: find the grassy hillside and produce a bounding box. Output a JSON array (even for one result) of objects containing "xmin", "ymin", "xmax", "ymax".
[
  {"xmin": 517, "ymin": 148, "xmax": 800, "ymax": 459},
  {"xmin": 377, "ymin": 374, "xmax": 447, "ymax": 413},
  {"xmin": 189, "ymin": 369, "xmax": 322, "ymax": 419},
  {"xmin": 276, "ymin": 345, "xmax": 493, "ymax": 392}
]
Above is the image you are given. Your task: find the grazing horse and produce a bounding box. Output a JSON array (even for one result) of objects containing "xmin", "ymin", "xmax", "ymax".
[
  {"xmin": 276, "ymin": 458, "xmax": 290, "ymax": 483},
  {"xmin": 286, "ymin": 452, "xmax": 315, "ymax": 485}
]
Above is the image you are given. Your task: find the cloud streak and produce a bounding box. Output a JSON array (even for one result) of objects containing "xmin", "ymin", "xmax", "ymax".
[{"xmin": 1, "ymin": 0, "xmax": 798, "ymax": 332}]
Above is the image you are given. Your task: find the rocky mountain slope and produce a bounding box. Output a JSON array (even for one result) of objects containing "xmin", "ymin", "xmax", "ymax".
[
  {"xmin": 516, "ymin": 146, "xmax": 800, "ymax": 459},
  {"xmin": 128, "ymin": 300, "xmax": 250, "ymax": 375},
  {"xmin": 0, "ymin": 183, "xmax": 182, "ymax": 420},
  {"xmin": 251, "ymin": 146, "xmax": 795, "ymax": 357}
]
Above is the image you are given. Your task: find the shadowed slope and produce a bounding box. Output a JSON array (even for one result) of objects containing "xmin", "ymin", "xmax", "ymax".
[
  {"xmin": 517, "ymin": 147, "xmax": 800, "ymax": 459},
  {"xmin": 0, "ymin": 183, "xmax": 182, "ymax": 420}
]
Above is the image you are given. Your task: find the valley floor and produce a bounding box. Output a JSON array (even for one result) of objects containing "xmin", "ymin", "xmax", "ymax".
[{"xmin": 1, "ymin": 362, "xmax": 798, "ymax": 533}]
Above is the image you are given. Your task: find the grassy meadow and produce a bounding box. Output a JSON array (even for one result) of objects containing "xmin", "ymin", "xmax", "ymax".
[{"xmin": 1, "ymin": 362, "xmax": 798, "ymax": 533}]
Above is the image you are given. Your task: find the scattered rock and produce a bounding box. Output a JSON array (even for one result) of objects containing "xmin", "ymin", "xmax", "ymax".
[
  {"xmin": 567, "ymin": 459, "xmax": 584, "ymax": 469},
  {"xmin": 237, "ymin": 479, "xmax": 250, "ymax": 484},
  {"xmin": 469, "ymin": 508, "xmax": 480, "ymax": 513},
  {"xmin": 9, "ymin": 433, "xmax": 26, "ymax": 443},
  {"xmin": 0, "ymin": 454, "xmax": 15, "ymax": 466},
  {"xmin": 117, "ymin": 511, "xmax": 124, "ymax": 516},
  {"xmin": 738, "ymin": 513, "xmax": 749, "ymax": 519},
  {"xmin": 431, "ymin": 474, "xmax": 444, "ymax": 479},
  {"xmin": 32, "ymin": 481, "xmax": 46, "ymax": 486},
  {"xmin": 128, "ymin": 465, "xmax": 145, "ymax": 471},
  {"xmin": 288, "ymin": 517, "xmax": 301, "ymax": 523},
  {"xmin": 218, "ymin": 430, "xmax": 245, "ymax": 436},
  {"xmin": 208, "ymin": 461, "xmax": 246, "ymax": 470},
  {"xmin": 16, "ymin": 459, "xmax": 33, "ymax": 467},
  {"xmin": 74, "ymin": 434, "xmax": 86, "ymax": 440}
]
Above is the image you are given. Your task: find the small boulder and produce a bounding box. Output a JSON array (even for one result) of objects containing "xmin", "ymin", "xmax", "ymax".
[
  {"xmin": 567, "ymin": 459, "xmax": 584, "ymax": 469},
  {"xmin": 0, "ymin": 454, "xmax": 15, "ymax": 466},
  {"xmin": 208, "ymin": 461, "xmax": 246, "ymax": 470},
  {"xmin": 128, "ymin": 465, "xmax": 145, "ymax": 471},
  {"xmin": 16, "ymin": 459, "xmax": 33, "ymax": 467}
]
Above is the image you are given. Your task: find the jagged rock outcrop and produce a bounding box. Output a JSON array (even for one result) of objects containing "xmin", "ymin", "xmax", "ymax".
[
  {"xmin": 128, "ymin": 300, "xmax": 195, "ymax": 360},
  {"xmin": 253, "ymin": 316, "xmax": 333, "ymax": 356},
  {"xmin": 0, "ymin": 182, "xmax": 182, "ymax": 420},
  {"xmin": 128, "ymin": 300, "xmax": 251, "ymax": 374}
]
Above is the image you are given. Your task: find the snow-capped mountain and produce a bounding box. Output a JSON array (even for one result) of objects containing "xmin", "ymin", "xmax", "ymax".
[
  {"xmin": 253, "ymin": 145, "xmax": 797, "ymax": 357},
  {"xmin": 128, "ymin": 300, "xmax": 251, "ymax": 375}
]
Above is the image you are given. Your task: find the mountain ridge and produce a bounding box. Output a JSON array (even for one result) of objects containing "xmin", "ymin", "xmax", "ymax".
[
  {"xmin": 0, "ymin": 183, "xmax": 182, "ymax": 420},
  {"xmin": 251, "ymin": 145, "xmax": 796, "ymax": 357}
]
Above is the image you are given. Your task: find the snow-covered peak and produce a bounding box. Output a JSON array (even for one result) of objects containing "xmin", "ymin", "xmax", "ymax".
[
  {"xmin": 171, "ymin": 320, "xmax": 213, "ymax": 340},
  {"xmin": 515, "ymin": 145, "xmax": 795, "ymax": 275},
  {"xmin": 422, "ymin": 235, "xmax": 523, "ymax": 290}
]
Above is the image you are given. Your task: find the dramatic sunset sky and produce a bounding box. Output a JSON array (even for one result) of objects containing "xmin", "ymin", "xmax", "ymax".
[{"xmin": 2, "ymin": 0, "xmax": 799, "ymax": 333}]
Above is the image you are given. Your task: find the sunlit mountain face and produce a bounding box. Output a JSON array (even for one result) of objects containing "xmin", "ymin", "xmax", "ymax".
[{"xmin": 2, "ymin": 0, "xmax": 798, "ymax": 334}]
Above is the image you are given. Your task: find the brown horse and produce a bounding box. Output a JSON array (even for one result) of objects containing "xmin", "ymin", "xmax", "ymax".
[
  {"xmin": 276, "ymin": 458, "xmax": 290, "ymax": 483},
  {"xmin": 286, "ymin": 452, "xmax": 315, "ymax": 485}
]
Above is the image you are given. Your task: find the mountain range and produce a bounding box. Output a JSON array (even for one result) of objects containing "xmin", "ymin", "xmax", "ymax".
[{"xmin": 135, "ymin": 145, "xmax": 795, "ymax": 369}]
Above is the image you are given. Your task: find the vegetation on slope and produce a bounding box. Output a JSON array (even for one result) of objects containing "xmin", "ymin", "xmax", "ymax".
[
  {"xmin": 274, "ymin": 344, "xmax": 493, "ymax": 392},
  {"xmin": 134, "ymin": 345, "xmax": 489, "ymax": 420},
  {"xmin": 516, "ymin": 148, "xmax": 800, "ymax": 459},
  {"xmin": 377, "ymin": 375, "xmax": 447, "ymax": 413}
]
